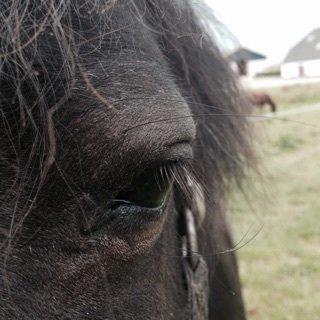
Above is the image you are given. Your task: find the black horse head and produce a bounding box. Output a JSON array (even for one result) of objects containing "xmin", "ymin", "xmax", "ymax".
[{"xmin": 0, "ymin": 1, "xmax": 253, "ymax": 319}]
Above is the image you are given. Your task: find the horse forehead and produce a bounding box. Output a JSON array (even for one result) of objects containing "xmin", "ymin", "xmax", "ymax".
[
  {"xmin": 77, "ymin": 2, "xmax": 163, "ymax": 60},
  {"xmin": 47, "ymin": 4, "xmax": 196, "ymax": 183},
  {"xmin": 36, "ymin": 1, "xmax": 165, "ymax": 80},
  {"xmin": 64, "ymin": 62, "xmax": 195, "ymax": 181},
  {"xmin": 65, "ymin": 4, "xmax": 172, "ymax": 102},
  {"xmin": 66, "ymin": 32, "xmax": 192, "ymax": 140}
]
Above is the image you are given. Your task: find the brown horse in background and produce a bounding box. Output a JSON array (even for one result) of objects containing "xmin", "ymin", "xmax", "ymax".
[{"xmin": 249, "ymin": 91, "xmax": 277, "ymax": 113}]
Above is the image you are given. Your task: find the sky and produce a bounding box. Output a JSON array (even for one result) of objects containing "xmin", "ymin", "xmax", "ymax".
[{"xmin": 204, "ymin": 0, "xmax": 320, "ymax": 65}]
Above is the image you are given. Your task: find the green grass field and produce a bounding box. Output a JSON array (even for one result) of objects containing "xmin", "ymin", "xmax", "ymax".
[
  {"xmin": 228, "ymin": 98, "xmax": 320, "ymax": 319},
  {"xmin": 253, "ymin": 83, "xmax": 320, "ymax": 111}
]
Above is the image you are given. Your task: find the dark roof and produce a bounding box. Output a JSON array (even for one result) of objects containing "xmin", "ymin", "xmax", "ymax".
[
  {"xmin": 227, "ymin": 47, "xmax": 266, "ymax": 62},
  {"xmin": 284, "ymin": 29, "xmax": 320, "ymax": 63}
]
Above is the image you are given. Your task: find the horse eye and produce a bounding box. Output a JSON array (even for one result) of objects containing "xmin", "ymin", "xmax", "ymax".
[{"xmin": 114, "ymin": 164, "xmax": 175, "ymax": 208}]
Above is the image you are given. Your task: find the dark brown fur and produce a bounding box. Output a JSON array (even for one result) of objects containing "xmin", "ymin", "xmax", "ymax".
[{"xmin": 0, "ymin": 1, "xmax": 253, "ymax": 319}]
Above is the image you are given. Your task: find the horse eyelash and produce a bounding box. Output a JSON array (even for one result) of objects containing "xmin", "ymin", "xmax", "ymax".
[{"xmin": 156, "ymin": 161, "xmax": 198, "ymax": 204}]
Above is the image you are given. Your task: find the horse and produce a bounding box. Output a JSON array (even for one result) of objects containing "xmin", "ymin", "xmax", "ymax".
[
  {"xmin": 248, "ymin": 91, "xmax": 277, "ymax": 113},
  {"xmin": 0, "ymin": 1, "xmax": 253, "ymax": 319}
]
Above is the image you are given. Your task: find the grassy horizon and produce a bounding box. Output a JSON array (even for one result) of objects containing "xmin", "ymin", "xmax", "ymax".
[{"xmin": 253, "ymin": 83, "xmax": 320, "ymax": 112}]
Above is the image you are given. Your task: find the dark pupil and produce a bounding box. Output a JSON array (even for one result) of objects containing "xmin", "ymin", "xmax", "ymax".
[{"xmin": 116, "ymin": 167, "xmax": 172, "ymax": 208}]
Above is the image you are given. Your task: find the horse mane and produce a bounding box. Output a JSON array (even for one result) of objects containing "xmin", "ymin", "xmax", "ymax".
[
  {"xmin": 147, "ymin": 0, "xmax": 254, "ymax": 196},
  {"xmin": 145, "ymin": 2, "xmax": 253, "ymax": 317}
]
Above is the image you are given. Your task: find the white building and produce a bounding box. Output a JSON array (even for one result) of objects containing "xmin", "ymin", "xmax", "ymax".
[
  {"xmin": 281, "ymin": 29, "xmax": 320, "ymax": 79},
  {"xmin": 227, "ymin": 47, "xmax": 266, "ymax": 77}
]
